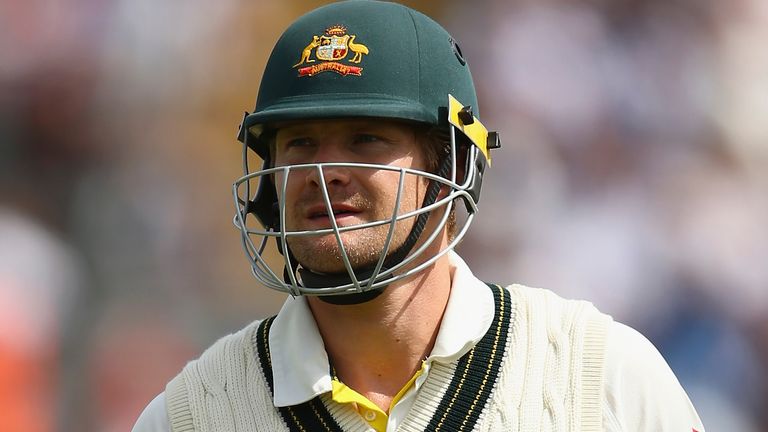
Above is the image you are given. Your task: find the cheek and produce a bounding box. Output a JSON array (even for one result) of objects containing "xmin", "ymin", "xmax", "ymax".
[
  {"xmin": 369, "ymin": 158, "xmax": 430, "ymax": 208},
  {"xmin": 272, "ymin": 172, "xmax": 287, "ymax": 199},
  {"xmin": 273, "ymin": 170, "xmax": 306, "ymax": 206},
  {"xmin": 396, "ymin": 173, "xmax": 430, "ymax": 211}
]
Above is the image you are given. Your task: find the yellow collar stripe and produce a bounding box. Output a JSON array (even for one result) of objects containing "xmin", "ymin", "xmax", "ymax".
[
  {"xmin": 330, "ymin": 362, "xmax": 426, "ymax": 432},
  {"xmin": 331, "ymin": 379, "xmax": 388, "ymax": 431}
]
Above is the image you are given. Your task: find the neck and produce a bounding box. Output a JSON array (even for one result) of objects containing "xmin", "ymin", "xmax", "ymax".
[{"xmin": 306, "ymin": 252, "xmax": 453, "ymax": 412}]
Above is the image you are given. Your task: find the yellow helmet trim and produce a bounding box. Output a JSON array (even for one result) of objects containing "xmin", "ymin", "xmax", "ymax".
[{"xmin": 447, "ymin": 94, "xmax": 491, "ymax": 165}]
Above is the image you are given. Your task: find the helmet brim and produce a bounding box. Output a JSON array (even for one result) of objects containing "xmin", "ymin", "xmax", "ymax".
[{"xmin": 243, "ymin": 93, "xmax": 438, "ymax": 136}]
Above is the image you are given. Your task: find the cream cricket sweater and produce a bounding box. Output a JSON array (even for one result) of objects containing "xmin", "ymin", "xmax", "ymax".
[{"xmin": 164, "ymin": 283, "xmax": 612, "ymax": 432}]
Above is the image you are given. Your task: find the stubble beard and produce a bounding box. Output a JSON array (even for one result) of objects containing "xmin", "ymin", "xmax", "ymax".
[{"xmin": 285, "ymin": 195, "xmax": 417, "ymax": 275}]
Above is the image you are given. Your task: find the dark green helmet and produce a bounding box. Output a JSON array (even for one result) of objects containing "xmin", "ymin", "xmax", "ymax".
[{"xmin": 240, "ymin": 0, "xmax": 484, "ymax": 156}]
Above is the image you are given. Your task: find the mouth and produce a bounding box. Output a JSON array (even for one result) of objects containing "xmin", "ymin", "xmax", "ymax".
[{"xmin": 306, "ymin": 204, "xmax": 363, "ymax": 224}]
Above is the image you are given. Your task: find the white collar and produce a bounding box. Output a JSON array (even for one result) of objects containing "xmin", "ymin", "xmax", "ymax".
[{"xmin": 268, "ymin": 251, "xmax": 495, "ymax": 407}]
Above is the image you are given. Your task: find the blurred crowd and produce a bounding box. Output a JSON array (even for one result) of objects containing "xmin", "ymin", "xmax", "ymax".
[{"xmin": 1, "ymin": 0, "xmax": 766, "ymax": 430}]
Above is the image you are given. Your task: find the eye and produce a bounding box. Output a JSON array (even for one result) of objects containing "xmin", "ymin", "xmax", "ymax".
[
  {"xmin": 283, "ymin": 137, "xmax": 313, "ymax": 149},
  {"xmin": 352, "ymin": 134, "xmax": 383, "ymax": 145}
]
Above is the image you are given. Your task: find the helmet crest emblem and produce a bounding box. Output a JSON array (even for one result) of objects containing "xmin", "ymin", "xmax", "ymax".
[{"xmin": 293, "ymin": 25, "xmax": 369, "ymax": 77}]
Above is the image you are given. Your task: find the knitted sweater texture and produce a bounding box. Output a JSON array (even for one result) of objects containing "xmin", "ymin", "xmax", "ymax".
[{"xmin": 165, "ymin": 284, "xmax": 611, "ymax": 432}]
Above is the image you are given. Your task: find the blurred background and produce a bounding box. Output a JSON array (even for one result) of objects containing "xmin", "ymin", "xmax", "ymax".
[{"xmin": 1, "ymin": 0, "xmax": 766, "ymax": 430}]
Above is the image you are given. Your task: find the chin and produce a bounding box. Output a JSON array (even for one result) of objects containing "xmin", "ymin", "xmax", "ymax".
[
  {"xmin": 300, "ymin": 252, "xmax": 381, "ymax": 275},
  {"xmin": 291, "ymin": 246, "xmax": 389, "ymax": 275}
]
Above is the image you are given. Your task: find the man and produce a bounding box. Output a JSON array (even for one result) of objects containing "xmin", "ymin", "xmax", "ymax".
[{"xmin": 133, "ymin": 1, "xmax": 704, "ymax": 431}]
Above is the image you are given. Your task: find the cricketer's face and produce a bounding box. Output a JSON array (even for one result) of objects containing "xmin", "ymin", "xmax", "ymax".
[{"xmin": 272, "ymin": 118, "xmax": 431, "ymax": 274}]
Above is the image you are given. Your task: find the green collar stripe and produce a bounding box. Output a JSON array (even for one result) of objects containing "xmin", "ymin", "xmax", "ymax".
[
  {"xmin": 255, "ymin": 317, "xmax": 276, "ymax": 391},
  {"xmin": 424, "ymin": 283, "xmax": 511, "ymax": 431},
  {"xmin": 255, "ymin": 317, "xmax": 345, "ymax": 432}
]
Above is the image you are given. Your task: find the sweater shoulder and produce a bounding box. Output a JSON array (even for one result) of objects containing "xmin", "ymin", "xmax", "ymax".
[
  {"xmin": 505, "ymin": 283, "xmax": 594, "ymax": 307},
  {"xmin": 504, "ymin": 283, "xmax": 612, "ymax": 325},
  {"xmin": 176, "ymin": 318, "xmax": 266, "ymax": 393},
  {"xmin": 165, "ymin": 319, "xmax": 286, "ymax": 431},
  {"xmin": 482, "ymin": 284, "xmax": 612, "ymax": 432}
]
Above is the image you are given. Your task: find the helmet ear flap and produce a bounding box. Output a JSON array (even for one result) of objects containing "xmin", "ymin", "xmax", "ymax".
[
  {"xmin": 250, "ymin": 157, "xmax": 280, "ymax": 231},
  {"xmin": 463, "ymin": 145, "xmax": 487, "ymax": 210},
  {"xmin": 241, "ymin": 124, "xmax": 280, "ymax": 232},
  {"xmin": 249, "ymin": 156, "xmax": 292, "ymax": 258}
]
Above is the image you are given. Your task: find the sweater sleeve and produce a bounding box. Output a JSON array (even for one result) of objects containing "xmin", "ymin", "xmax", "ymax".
[
  {"xmin": 601, "ymin": 322, "xmax": 705, "ymax": 432},
  {"xmin": 131, "ymin": 392, "xmax": 171, "ymax": 432}
]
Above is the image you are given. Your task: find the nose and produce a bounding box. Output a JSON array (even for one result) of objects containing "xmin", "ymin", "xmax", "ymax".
[
  {"xmin": 304, "ymin": 143, "xmax": 352, "ymax": 188},
  {"xmin": 305, "ymin": 164, "xmax": 352, "ymax": 189}
]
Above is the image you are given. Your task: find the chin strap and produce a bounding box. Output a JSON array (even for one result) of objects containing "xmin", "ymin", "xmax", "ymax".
[{"xmin": 285, "ymin": 153, "xmax": 453, "ymax": 305}]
